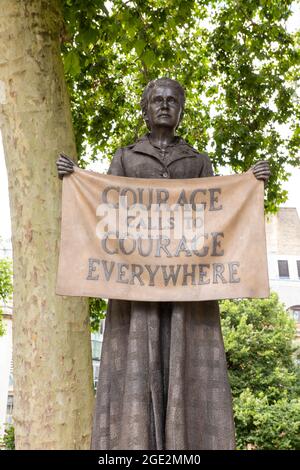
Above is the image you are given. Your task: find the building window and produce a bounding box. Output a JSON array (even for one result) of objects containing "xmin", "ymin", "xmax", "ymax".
[
  {"xmin": 278, "ymin": 260, "xmax": 289, "ymax": 278},
  {"xmin": 6, "ymin": 395, "xmax": 13, "ymax": 416},
  {"xmin": 289, "ymin": 307, "xmax": 300, "ymax": 338},
  {"xmin": 297, "ymin": 260, "xmax": 300, "ymax": 278},
  {"xmin": 291, "ymin": 309, "xmax": 300, "ymax": 323},
  {"xmin": 93, "ymin": 363, "xmax": 100, "ymax": 390},
  {"xmin": 92, "ymin": 340, "xmax": 101, "ymax": 360}
]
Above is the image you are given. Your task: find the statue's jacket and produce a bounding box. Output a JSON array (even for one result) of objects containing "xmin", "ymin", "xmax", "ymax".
[
  {"xmin": 91, "ymin": 134, "xmax": 236, "ymax": 450},
  {"xmin": 106, "ymin": 134, "xmax": 214, "ymax": 179}
]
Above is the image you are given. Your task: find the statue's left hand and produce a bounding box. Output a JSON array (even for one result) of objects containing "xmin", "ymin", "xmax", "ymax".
[{"xmin": 251, "ymin": 161, "xmax": 271, "ymax": 187}]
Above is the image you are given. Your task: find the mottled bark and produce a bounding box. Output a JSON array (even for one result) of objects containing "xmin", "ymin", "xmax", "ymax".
[{"xmin": 0, "ymin": 0, "xmax": 93, "ymax": 449}]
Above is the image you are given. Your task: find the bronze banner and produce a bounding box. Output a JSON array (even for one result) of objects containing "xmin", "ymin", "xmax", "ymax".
[{"xmin": 56, "ymin": 168, "xmax": 269, "ymax": 302}]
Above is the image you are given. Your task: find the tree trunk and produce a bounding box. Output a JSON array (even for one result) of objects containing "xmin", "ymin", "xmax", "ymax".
[{"xmin": 0, "ymin": 0, "xmax": 94, "ymax": 449}]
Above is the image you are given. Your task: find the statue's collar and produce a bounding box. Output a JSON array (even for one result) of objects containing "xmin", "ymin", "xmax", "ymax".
[{"xmin": 131, "ymin": 134, "xmax": 187, "ymax": 158}]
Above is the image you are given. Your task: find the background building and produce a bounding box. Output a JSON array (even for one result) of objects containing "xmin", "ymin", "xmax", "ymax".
[
  {"xmin": 265, "ymin": 207, "xmax": 300, "ymax": 340},
  {"xmin": 91, "ymin": 320, "xmax": 105, "ymax": 391}
]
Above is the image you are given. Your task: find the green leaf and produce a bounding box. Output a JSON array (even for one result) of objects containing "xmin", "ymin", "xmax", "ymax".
[
  {"xmin": 141, "ymin": 49, "xmax": 157, "ymax": 68},
  {"xmin": 64, "ymin": 50, "xmax": 81, "ymax": 77},
  {"xmin": 134, "ymin": 38, "xmax": 146, "ymax": 57}
]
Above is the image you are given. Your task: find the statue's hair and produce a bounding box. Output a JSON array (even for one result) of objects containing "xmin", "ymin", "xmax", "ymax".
[{"xmin": 140, "ymin": 78, "xmax": 186, "ymax": 117}]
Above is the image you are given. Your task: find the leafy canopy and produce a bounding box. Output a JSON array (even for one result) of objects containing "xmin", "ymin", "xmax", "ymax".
[
  {"xmin": 89, "ymin": 297, "xmax": 107, "ymax": 333},
  {"xmin": 61, "ymin": 0, "xmax": 300, "ymax": 212}
]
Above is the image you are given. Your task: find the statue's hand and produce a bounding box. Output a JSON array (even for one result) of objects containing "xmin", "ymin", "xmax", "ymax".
[
  {"xmin": 251, "ymin": 160, "xmax": 271, "ymax": 187},
  {"xmin": 56, "ymin": 152, "xmax": 77, "ymax": 179}
]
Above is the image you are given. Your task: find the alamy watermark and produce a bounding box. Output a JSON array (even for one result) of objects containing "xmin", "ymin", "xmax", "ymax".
[{"xmin": 95, "ymin": 196, "xmax": 206, "ymax": 250}]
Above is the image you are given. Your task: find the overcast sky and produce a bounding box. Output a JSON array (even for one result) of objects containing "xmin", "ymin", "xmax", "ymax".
[{"xmin": 1, "ymin": 3, "xmax": 300, "ymax": 244}]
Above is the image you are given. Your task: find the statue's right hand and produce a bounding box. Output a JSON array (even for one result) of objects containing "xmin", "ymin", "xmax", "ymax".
[{"xmin": 56, "ymin": 152, "xmax": 77, "ymax": 179}]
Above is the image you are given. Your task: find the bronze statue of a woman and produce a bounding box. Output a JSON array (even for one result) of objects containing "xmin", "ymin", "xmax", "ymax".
[{"xmin": 57, "ymin": 78, "xmax": 270, "ymax": 450}]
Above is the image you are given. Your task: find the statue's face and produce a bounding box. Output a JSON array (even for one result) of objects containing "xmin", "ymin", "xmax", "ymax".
[{"xmin": 145, "ymin": 85, "xmax": 182, "ymax": 131}]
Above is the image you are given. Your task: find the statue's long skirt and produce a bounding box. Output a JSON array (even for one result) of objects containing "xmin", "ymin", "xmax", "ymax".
[{"xmin": 91, "ymin": 299, "xmax": 235, "ymax": 450}]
